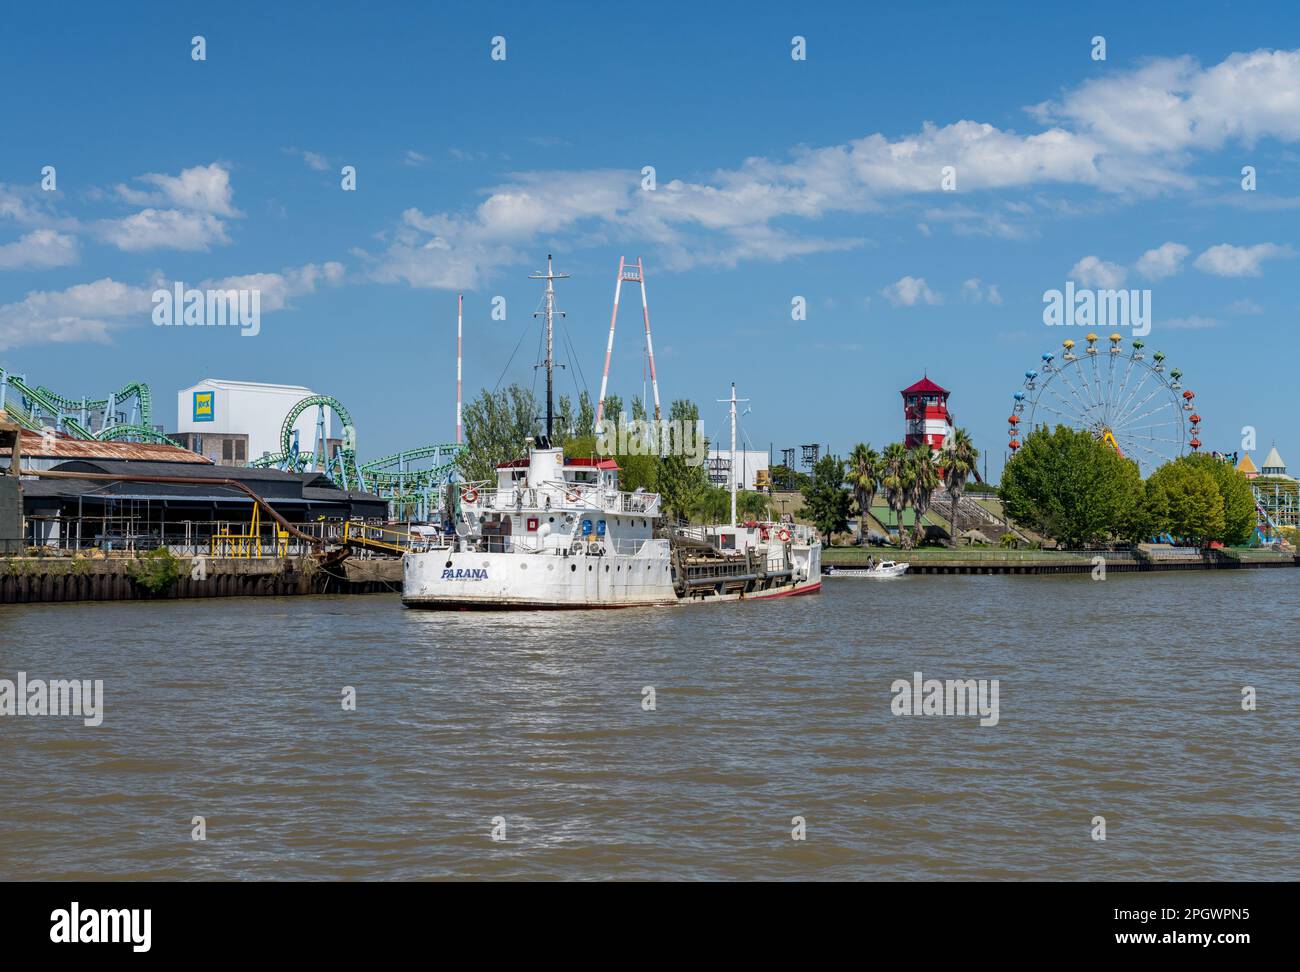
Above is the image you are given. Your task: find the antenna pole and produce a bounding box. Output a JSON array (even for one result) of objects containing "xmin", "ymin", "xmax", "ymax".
[
  {"xmin": 456, "ymin": 293, "xmax": 463, "ymax": 445},
  {"xmin": 546, "ymin": 258, "xmax": 554, "ymax": 438},
  {"xmin": 530, "ymin": 255, "xmax": 569, "ymax": 443},
  {"xmin": 718, "ymin": 382, "xmax": 749, "ymax": 527}
]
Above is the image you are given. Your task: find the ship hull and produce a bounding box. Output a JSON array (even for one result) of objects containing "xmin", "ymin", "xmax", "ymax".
[{"xmin": 401, "ymin": 541, "xmax": 821, "ymax": 610}]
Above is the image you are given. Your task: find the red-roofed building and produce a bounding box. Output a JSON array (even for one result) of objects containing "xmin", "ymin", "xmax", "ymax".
[
  {"xmin": 901, "ymin": 377, "xmax": 952, "ymax": 451},
  {"xmin": 3, "ymin": 427, "xmax": 210, "ymax": 472}
]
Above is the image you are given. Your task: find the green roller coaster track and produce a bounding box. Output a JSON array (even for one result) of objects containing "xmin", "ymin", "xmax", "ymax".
[
  {"xmin": 0, "ymin": 370, "xmax": 176, "ymax": 445},
  {"xmin": 244, "ymin": 393, "xmax": 462, "ymax": 504}
]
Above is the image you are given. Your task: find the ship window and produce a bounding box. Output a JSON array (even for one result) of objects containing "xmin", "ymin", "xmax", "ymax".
[
  {"xmin": 588, "ymin": 565, "xmax": 593, "ymax": 571},
  {"xmin": 605, "ymin": 565, "xmax": 609, "ymax": 572},
  {"xmin": 570, "ymin": 564, "xmax": 576, "ymax": 572}
]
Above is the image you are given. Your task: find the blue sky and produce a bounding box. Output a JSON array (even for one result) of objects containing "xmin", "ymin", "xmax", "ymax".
[{"xmin": 1, "ymin": 0, "xmax": 1298, "ymax": 478}]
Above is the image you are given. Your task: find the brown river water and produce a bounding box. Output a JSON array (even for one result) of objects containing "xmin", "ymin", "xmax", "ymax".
[{"xmin": 1, "ymin": 570, "xmax": 1296, "ymax": 880}]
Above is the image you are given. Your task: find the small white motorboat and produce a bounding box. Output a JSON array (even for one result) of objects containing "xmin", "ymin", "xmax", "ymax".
[{"xmin": 826, "ymin": 560, "xmax": 909, "ymax": 578}]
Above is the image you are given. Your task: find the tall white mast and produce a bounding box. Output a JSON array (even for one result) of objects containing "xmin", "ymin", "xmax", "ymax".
[
  {"xmin": 456, "ymin": 293, "xmax": 463, "ymax": 444},
  {"xmin": 718, "ymin": 382, "xmax": 749, "ymax": 527},
  {"xmin": 529, "ymin": 255, "xmax": 569, "ymax": 441}
]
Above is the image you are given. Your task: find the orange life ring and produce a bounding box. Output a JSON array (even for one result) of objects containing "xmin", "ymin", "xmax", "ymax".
[
  {"xmin": 777, "ymin": 528, "xmax": 792, "ymax": 543},
  {"xmin": 462, "ymin": 487, "xmax": 479, "ymax": 503}
]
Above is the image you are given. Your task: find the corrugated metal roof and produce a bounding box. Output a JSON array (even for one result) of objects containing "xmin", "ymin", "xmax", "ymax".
[
  {"xmin": 46, "ymin": 459, "xmax": 327, "ymax": 484},
  {"xmin": 4, "ymin": 429, "xmax": 210, "ymax": 463}
]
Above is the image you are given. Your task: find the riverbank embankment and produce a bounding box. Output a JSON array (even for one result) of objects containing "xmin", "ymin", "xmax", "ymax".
[{"xmin": 821, "ymin": 545, "xmax": 1299, "ymax": 575}]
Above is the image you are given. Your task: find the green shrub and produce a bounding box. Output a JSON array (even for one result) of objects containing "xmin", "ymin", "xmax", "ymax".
[{"xmin": 126, "ymin": 548, "xmax": 185, "ymax": 594}]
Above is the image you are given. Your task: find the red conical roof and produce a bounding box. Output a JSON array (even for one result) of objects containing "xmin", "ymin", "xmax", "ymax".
[{"xmin": 901, "ymin": 376, "xmax": 948, "ymax": 395}]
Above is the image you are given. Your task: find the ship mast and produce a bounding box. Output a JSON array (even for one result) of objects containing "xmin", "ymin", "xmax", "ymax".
[
  {"xmin": 530, "ymin": 255, "xmax": 569, "ymax": 442},
  {"xmin": 718, "ymin": 382, "xmax": 749, "ymax": 527}
]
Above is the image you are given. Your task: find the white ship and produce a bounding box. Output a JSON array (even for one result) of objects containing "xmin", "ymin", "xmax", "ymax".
[{"xmin": 401, "ymin": 257, "xmax": 822, "ymax": 610}]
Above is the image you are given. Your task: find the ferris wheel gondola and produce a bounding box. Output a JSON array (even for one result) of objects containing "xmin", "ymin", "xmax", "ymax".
[{"xmin": 1009, "ymin": 332, "xmax": 1201, "ymax": 475}]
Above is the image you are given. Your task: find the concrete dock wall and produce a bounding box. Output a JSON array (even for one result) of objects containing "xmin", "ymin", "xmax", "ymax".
[{"xmin": 0, "ymin": 555, "xmax": 403, "ymax": 604}]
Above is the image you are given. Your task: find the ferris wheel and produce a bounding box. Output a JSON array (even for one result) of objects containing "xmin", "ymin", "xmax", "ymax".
[{"xmin": 1008, "ymin": 332, "xmax": 1201, "ymax": 475}]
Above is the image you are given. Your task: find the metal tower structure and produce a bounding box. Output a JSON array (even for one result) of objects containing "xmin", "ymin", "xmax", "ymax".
[{"xmin": 596, "ymin": 256, "xmax": 662, "ymax": 427}]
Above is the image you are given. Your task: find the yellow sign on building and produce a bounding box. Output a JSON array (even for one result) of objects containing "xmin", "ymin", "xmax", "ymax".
[{"xmin": 193, "ymin": 391, "xmax": 215, "ymax": 422}]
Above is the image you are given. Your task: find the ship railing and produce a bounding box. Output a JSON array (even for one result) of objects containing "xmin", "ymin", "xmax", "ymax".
[
  {"xmin": 673, "ymin": 522, "xmax": 819, "ymax": 545},
  {"xmin": 457, "ymin": 534, "xmax": 666, "ymax": 557},
  {"xmin": 464, "ymin": 483, "xmax": 661, "ymax": 517}
]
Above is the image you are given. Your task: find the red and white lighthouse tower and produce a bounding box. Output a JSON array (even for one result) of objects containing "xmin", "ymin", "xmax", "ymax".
[{"xmin": 901, "ymin": 376, "xmax": 953, "ymax": 451}]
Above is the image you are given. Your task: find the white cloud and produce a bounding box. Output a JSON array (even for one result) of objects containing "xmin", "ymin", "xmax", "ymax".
[
  {"xmin": 1031, "ymin": 50, "xmax": 1300, "ymax": 159},
  {"xmin": 1136, "ymin": 242, "xmax": 1190, "ymax": 280},
  {"xmin": 0, "ymin": 278, "xmax": 152, "ymax": 350},
  {"xmin": 0, "ymin": 230, "xmax": 79, "ymax": 270},
  {"xmin": 98, "ymin": 208, "xmax": 229, "ymax": 252},
  {"xmin": 961, "ymin": 278, "xmax": 1003, "ymax": 304},
  {"xmin": 98, "ymin": 163, "xmax": 240, "ymax": 252},
  {"xmin": 115, "ymin": 163, "xmax": 237, "ymax": 216},
  {"xmin": 402, "ymin": 150, "xmax": 429, "ymax": 167},
  {"xmin": 882, "ymin": 276, "xmax": 942, "ymax": 307},
  {"xmin": 282, "ymin": 148, "xmax": 330, "ymax": 171},
  {"xmin": 359, "ymin": 47, "xmax": 1300, "ymax": 287},
  {"xmin": 1162, "ymin": 315, "xmax": 1220, "ymax": 330},
  {"xmin": 1193, "ymin": 242, "xmax": 1295, "ymax": 277},
  {"xmin": 1069, "ymin": 255, "xmax": 1127, "ymax": 288},
  {"xmin": 1227, "ymin": 298, "xmax": 1264, "ymax": 315},
  {"xmin": 201, "ymin": 261, "xmax": 345, "ymax": 312},
  {"xmin": 0, "ymin": 260, "xmax": 344, "ymax": 350}
]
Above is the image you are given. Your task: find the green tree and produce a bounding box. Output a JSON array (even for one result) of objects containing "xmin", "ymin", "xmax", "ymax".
[
  {"xmin": 1146, "ymin": 461, "xmax": 1225, "ymax": 545},
  {"xmin": 1176, "ymin": 453, "xmax": 1255, "ymax": 545},
  {"xmin": 599, "ymin": 393, "xmax": 624, "ymax": 429},
  {"xmin": 846, "ymin": 443, "xmax": 881, "ymax": 545},
  {"xmin": 459, "ymin": 384, "xmax": 539, "ymax": 482},
  {"xmin": 908, "ymin": 444, "xmax": 940, "ymax": 546},
  {"xmin": 656, "ymin": 398, "xmax": 710, "ymax": 523},
  {"xmin": 574, "ymin": 390, "xmax": 596, "ymax": 440},
  {"xmin": 562, "ymin": 433, "xmax": 598, "ymax": 462},
  {"xmin": 1121, "ymin": 477, "xmax": 1171, "ymax": 543},
  {"xmin": 696, "ymin": 486, "xmax": 731, "ymax": 524},
  {"xmin": 940, "ymin": 427, "xmax": 979, "ymax": 548},
  {"xmin": 880, "ymin": 442, "xmax": 913, "ymax": 548},
  {"xmin": 769, "ymin": 464, "xmax": 808, "ymax": 491},
  {"xmin": 736, "ymin": 490, "xmax": 773, "ymax": 521},
  {"xmin": 998, "ymin": 425, "xmax": 1140, "ymax": 547},
  {"xmin": 801, "ymin": 453, "xmax": 851, "ymax": 540}
]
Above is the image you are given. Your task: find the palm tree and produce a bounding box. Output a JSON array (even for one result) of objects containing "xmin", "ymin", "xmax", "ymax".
[
  {"xmin": 940, "ymin": 428, "xmax": 980, "ymax": 548},
  {"xmin": 881, "ymin": 442, "xmax": 912, "ymax": 548},
  {"xmin": 846, "ymin": 443, "xmax": 881, "ymax": 545},
  {"xmin": 908, "ymin": 444, "xmax": 940, "ymax": 546}
]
